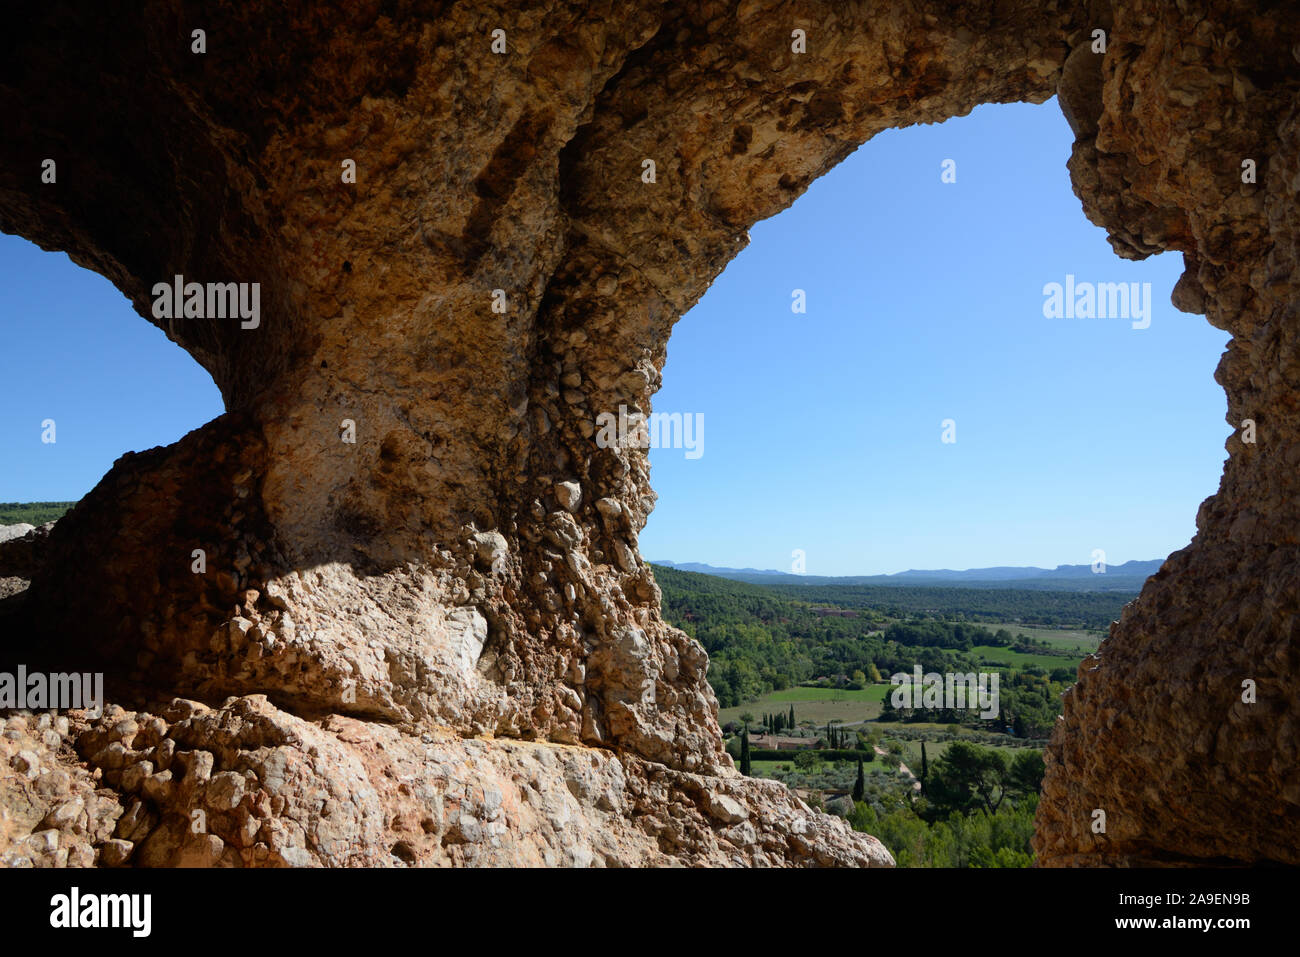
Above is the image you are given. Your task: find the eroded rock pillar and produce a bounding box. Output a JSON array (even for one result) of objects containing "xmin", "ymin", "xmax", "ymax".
[{"xmin": 1036, "ymin": 0, "xmax": 1300, "ymax": 865}]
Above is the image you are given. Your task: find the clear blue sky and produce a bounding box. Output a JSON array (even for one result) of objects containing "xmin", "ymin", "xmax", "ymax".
[
  {"xmin": 0, "ymin": 100, "xmax": 1230, "ymax": 576},
  {"xmin": 0, "ymin": 241, "xmax": 224, "ymax": 501},
  {"xmin": 639, "ymin": 100, "xmax": 1231, "ymax": 575}
]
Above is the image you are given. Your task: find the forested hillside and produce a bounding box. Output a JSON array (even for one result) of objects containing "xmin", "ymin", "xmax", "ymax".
[
  {"xmin": 0, "ymin": 501, "xmax": 75, "ymax": 525},
  {"xmin": 651, "ymin": 564, "xmax": 1126, "ymax": 866},
  {"xmin": 653, "ymin": 563, "xmax": 1132, "ymax": 736}
]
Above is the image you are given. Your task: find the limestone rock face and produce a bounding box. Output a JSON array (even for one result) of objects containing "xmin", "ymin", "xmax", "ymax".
[
  {"xmin": 0, "ymin": 526, "xmax": 35, "ymax": 545},
  {"xmin": 1035, "ymin": 0, "xmax": 1300, "ymax": 866},
  {"xmin": 0, "ymin": 0, "xmax": 1292, "ymax": 866}
]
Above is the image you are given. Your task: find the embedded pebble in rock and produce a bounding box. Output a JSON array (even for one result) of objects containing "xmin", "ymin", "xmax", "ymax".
[
  {"xmin": 554, "ymin": 482, "xmax": 582, "ymax": 514},
  {"xmin": 0, "ymin": 709, "xmax": 122, "ymax": 869}
]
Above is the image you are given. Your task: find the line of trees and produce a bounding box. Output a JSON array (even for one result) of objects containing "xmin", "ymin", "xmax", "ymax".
[
  {"xmin": 920, "ymin": 741, "xmax": 1045, "ymax": 818},
  {"xmin": 759, "ymin": 706, "xmax": 797, "ymax": 734},
  {"xmin": 879, "ymin": 669, "xmax": 1069, "ymax": 738},
  {"xmin": 822, "ymin": 721, "xmax": 849, "ymax": 749},
  {"xmin": 850, "ymin": 743, "xmax": 1046, "ymax": 867}
]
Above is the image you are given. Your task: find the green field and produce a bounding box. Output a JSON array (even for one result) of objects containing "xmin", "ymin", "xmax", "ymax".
[
  {"xmin": 719, "ymin": 648, "xmax": 1084, "ymax": 740},
  {"xmin": 991, "ymin": 623, "xmax": 1104, "ymax": 653},
  {"xmin": 718, "ymin": 684, "xmax": 890, "ymax": 727},
  {"xmin": 741, "ymin": 686, "xmax": 889, "ymax": 703},
  {"xmin": 889, "ymin": 738, "xmax": 948, "ymax": 767},
  {"xmin": 970, "ymin": 644, "xmax": 1080, "ymax": 671},
  {"xmin": 745, "ymin": 756, "xmax": 919, "ymax": 782}
]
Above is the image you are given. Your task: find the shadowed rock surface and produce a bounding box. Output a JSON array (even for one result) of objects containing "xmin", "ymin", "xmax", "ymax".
[{"xmin": 0, "ymin": 0, "xmax": 1295, "ymax": 866}]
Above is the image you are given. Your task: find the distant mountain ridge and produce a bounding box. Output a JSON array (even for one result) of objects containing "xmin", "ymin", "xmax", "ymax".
[{"xmin": 650, "ymin": 558, "xmax": 1164, "ymax": 592}]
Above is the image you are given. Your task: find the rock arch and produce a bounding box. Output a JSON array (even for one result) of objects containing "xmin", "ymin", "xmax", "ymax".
[{"xmin": 0, "ymin": 0, "xmax": 1295, "ymax": 866}]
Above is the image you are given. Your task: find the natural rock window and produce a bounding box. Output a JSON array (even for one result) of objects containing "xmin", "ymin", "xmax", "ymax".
[
  {"xmin": 0, "ymin": 234, "xmax": 225, "ymax": 507},
  {"xmin": 643, "ymin": 101, "xmax": 1231, "ymax": 583}
]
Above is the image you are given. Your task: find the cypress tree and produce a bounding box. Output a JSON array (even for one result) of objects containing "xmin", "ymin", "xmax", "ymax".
[
  {"xmin": 920, "ymin": 741, "xmax": 929, "ymax": 794},
  {"xmin": 740, "ymin": 728, "xmax": 751, "ymax": 776},
  {"xmin": 880, "ymin": 694, "xmax": 897, "ymax": 722},
  {"xmin": 789, "ymin": 704, "xmax": 795, "ymax": 727},
  {"xmin": 853, "ymin": 757, "xmax": 865, "ymax": 801}
]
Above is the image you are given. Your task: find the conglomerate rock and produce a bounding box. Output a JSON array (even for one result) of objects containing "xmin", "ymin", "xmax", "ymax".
[
  {"xmin": 1034, "ymin": 0, "xmax": 1300, "ymax": 866},
  {"xmin": 0, "ymin": 0, "xmax": 1295, "ymax": 866}
]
